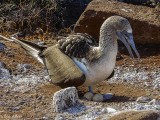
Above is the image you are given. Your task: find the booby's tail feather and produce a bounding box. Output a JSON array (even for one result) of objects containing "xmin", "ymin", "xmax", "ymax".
[
  {"xmin": 10, "ymin": 37, "xmax": 46, "ymax": 64},
  {"xmin": 0, "ymin": 35, "xmax": 46, "ymax": 64}
]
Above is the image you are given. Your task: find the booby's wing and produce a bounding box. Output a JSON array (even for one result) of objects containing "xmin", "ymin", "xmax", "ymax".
[
  {"xmin": 42, "ymin": 45, "xmax": 85, "ymax": 87},
  {"xmin": 57, "ymin": 33, "xmax": 102, "ymax": 75},
  {"xmin": 42, "ymin": 33, "xmax": 99, "ymax": 87},
  {"xmin": 58, "ymin": 33, "xmax": 98, "ymax": 59},
  {"xmin": 1, "ymin": 34, "xmax": 96, "ymax": 87},
  {"xmin": 4, "ymin": 36, "xmax": 86, "ymax": 87}
]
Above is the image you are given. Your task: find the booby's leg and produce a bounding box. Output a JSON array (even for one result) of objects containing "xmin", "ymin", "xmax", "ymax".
[
  {"xmin": 88, "ymin": 86, "xmax": 93, "ymax": 93},
  {"xmin": 83, "ymin": 86, "xmax": 94, "ymax": 101}
]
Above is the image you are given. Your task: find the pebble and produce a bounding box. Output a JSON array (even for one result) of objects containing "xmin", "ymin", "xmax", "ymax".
[
  {"xmin": 107, "ymin": 107, "xmax": 116, "ymax": 113},
  {"xmin": 0, "ymin": 68, "xmax": 11, "ymax": 79},
  {"xmin": 136, "ymin": 96, "xmax": 151, "ymax": 103},
  {"xmin": 153, "ymin": 84, "xmax": 160, "ymax": 89},
  {"xmin": 0, "ymin": 42, "xmax": 6, "ymax": 52},
  {"xmin": 0, "ymin": 62, "xmax": 6, "ymax": 68},
  {"xmin": 83, "ymin": 92, "xmax": 94, "ymax": 101},
  {"xmin": 55, "ymin": 114, "xmax": 66, "ymax": 120},
  {"xmin": 17, "ymin": 64, "xmax": 32, "ymax": 73},
  {"xmin": 37, "ymin": 41, "xmax": 45, "ymax": 46},
  {"xmin": 148, "ymin": 99, "xmax": 160, "ymax": 105},
  {"xmin": 144, "ymin": 82, "xmax": 152, "ymax": 87},
  {"xmin": 52, "ymin": 87, "xmax": 79, "ymax": 112},
  {"xmin": 155, "ymin": 105, "xmax": 160, "ymax": 110}
]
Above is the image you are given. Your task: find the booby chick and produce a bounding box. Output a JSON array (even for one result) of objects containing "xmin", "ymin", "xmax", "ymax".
[{"xmin": 0, "ymin": 16, "xmax": 140, "ymax": 102}]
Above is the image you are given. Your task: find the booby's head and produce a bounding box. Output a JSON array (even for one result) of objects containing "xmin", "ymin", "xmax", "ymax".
[{"xmin": 106, "ymin": 16, "xmax": 140, "ymax": 58}]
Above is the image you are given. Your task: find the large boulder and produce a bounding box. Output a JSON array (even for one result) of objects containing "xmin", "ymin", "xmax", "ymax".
[{"xmin": 74, "ymin": 0, "xmax": 160, "ymax": 44}]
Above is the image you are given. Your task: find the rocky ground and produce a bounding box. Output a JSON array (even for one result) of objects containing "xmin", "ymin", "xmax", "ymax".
[
  {"xmin": 0, "ymin": 0, "xmax": 160, "ymax": 119},
  {"xmin": 0, "ymin": 37, "xmax": 160, "ymax": 119}
]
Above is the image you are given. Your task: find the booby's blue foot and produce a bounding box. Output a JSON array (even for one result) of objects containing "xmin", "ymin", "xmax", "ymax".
[
  {"xmin": 102, "ymin": 93, "xmax": 113, "ymax": 100},
  {"xmin": 84, "ymin": 86, "xmax": 113, "ymax": 101}
]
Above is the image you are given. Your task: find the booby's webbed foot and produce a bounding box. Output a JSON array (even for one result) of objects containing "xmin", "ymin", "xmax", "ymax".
[
  {"xmin": 83, "ymin": 93, "xmax": 113, "ymax": 102},
  {"xmin": 83, "ymin": 86, "xmax": 113, "ymax": 102},
  {"xmin": 102, "ymin": 93, "xmax": 113, "ymax": 101}
]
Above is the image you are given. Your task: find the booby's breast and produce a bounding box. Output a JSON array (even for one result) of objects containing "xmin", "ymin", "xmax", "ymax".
[
  {"xmin": 84, "ymin": 50, "xmax": 117, "ymax": 86},
  {"xmin": 72, "ymin": 46, "xmax": 117, "ymax": 86}
]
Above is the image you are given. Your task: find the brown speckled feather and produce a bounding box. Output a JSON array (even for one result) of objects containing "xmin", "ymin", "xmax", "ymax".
[{"xmin": 58, "ymin": 33, "xmax": 100, "ymax": 61}]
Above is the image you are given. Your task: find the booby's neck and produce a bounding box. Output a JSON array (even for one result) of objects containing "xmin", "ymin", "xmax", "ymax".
[
  {"xmin": 99, "ymin": 21, "xmax": 117, "ymax": 51},
  {"xmin": 97, "ymin": 21, "xmax": 117, "ymax": 53},
  {"xmin": 83, "ymin": 23, "xmax": 118, "ymax": 85}
]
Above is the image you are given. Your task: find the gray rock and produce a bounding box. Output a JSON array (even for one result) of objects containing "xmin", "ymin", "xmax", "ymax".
[
  {"xmin": 107, "ymin": 107, "xmax": 117, "ymax": 113},
  {"xmin": 148, "ymin": 99, "xmax": 160, "ymax": 105},
  {"xmin": 0, "ymin": 67, "xmax": 10, "ymax": 80},
  {"xmin": 135, "ymin": 103, "xmax": 160, "ymax": 111},
  {"xmin": 134, "ymin": 104, "xmax": 146, "ymax": 110},
  {"xmin": 52, "ymin": 87, "xmax": 79, "ymax": 112},
  {"xmin": 136, "ymin": 96, "xmax": 151, "ymax": 103},
  {"xmin": 55, "ymin": 114, "xmax": 66, "ymax": 120}
]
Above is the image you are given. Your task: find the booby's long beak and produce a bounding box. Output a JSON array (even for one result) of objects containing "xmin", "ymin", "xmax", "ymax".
[{"xmin": 116, "ymin": 31, "xmax": 140, "ymax": 58}]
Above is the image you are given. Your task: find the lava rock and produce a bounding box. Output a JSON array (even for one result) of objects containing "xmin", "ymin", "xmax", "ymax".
[
  {"xmin": 74, "ymin": 0, "xmax": 160, "ymax": 44},
  {"xmin": 52, "ymin": 87, "xmax": 79, "ymax": 112}
]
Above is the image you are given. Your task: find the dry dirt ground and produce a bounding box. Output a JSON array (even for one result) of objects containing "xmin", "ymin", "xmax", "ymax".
[{"xmin": 0, "ymin": 37, "xmax": 160, "ymax": 119}]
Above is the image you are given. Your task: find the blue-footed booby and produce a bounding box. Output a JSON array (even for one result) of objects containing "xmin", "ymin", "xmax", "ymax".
[{"xmin": 0, "ymin": 16, "xmax": 140, "ymax": 101}]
